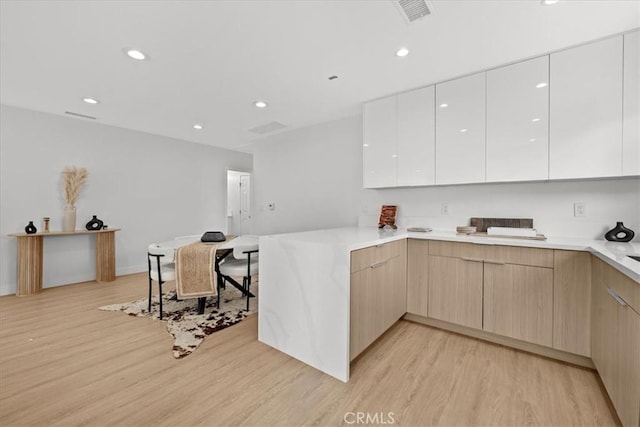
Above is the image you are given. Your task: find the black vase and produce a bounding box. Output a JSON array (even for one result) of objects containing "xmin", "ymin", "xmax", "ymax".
[
  {"xmin": 604, "ymin": 221, "xmax": 635, "ymax": 242},
  {"xmin": 24, "ymin": 221, "xmax": 37, "ymax": 234},
  {"xmin": 85, "ymin": 215, "xmax": 104, "ymax": 231}
]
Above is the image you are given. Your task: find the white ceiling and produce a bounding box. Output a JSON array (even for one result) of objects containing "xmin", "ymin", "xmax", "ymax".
[{"xmin": 1, "ymin": 0, "xmax": 638, "ymax": 152}]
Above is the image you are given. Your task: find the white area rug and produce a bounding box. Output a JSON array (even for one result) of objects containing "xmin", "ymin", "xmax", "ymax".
[{"xmin": 99, "ymin": 283, "xmax": 257, "ymax": 358}]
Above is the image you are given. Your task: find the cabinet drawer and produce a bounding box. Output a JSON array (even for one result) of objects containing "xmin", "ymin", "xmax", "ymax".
[
  {"xmin": 351, "ymin": 239, "xmax": 402, "ymax": 273},
  {"xmin": 607, "ymin": 264, "xmax": 640, "ymax": 314},
  {"xmin": 428, "ymin": 241, "xmax": 484, "ymax": 260},
  {"xmin": 484, "ymin": 245, "xmax": 554, "ymax": 268}
]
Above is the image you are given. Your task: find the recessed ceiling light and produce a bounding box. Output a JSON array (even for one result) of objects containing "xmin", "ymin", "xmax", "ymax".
[
  {"xmin": 363, "ymin": 144, "xmax": 369, "ymax": 147},
  {"xmin": 460, "ymin": 128, "xmax": 468, "ymax": 133},
  {"xmin": 125, "ymin": 49, "xmax": 147, "ymax": 60},
  {"xmin": 254, "ymin": 101, "xmax": 268, "ymax": 108},
  {"xmin": 439, "ymin": 103, "xmax": 449, "ymax": 108},
  {"xmin": 536, "ymin": 82, "xmax": 548, "ymax": 88},
  {"xmin": 532, "ymin": 118, "xmax": 541, "ymax": 122},
  {"xmin": 82, "ymin": 97, "xmax": 99, "ymax": 104},
  {"xmin": 396, "ymin": 47, "xmax": 409, "ymax": 57},
  {"xmin": 541, "ymin": 0, "xmax": 559, "ymax": 5},
  {"xmin": 391, "ymin": 154, "xmax": 397, "ymax": 158},
  {"xmin": 529, "ymin": 138, "xmax": 536, "ymax": 142},
  {"xmin": 193, "ymin": 124, "xmax": 203, "ymax": 130}
]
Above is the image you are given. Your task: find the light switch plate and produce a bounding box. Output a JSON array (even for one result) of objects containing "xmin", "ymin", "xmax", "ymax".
[{"xmin": 574, "ymin": 202, "xmax": 586, "ymax": 217}]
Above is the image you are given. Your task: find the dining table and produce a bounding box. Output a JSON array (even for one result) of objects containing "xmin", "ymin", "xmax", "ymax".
[{"xmin": 157, "ymin": 234, "xmax": 258, "ymax": 313}]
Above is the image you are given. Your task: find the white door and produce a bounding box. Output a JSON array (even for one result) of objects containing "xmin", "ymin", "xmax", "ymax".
[
  {"xmin": 623, "ymin": 31, "xmax": 640, "ymax": 176},
  {"xmin": 549, "ymin": 36, "xmax": 623, "ymax": 179},
  {"xmin": 239, "ymin": 174, "xmax": 251, "ymax": 235},
  {"xmin": 486, "ymin": 55, "xmax": 550, "ymax": 182},
  {"xmin": 435, "ymin": 72, "xmax": 487, "ymax": 185},
  {"xmin": 397, "ymin": 86, "xmax": 436, "ymax": 186},
  {"xmin": 363, "ymin": 95, "xmax": 397, "ymax": 188}
]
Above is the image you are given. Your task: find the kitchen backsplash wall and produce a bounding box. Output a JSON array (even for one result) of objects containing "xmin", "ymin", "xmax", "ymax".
[
  {"xmin": 358, "ymin": 178, "xmax": 639, "ymax": 240},
  {"xmin": 253, "ymin": 114, "xmax": 640, "ymax": 241}
]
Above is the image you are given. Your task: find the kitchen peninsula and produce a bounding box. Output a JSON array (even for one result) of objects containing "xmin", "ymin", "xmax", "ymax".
[{"xmin": 258, "ymin": 226, "xmax": 640, "ymax": 425}]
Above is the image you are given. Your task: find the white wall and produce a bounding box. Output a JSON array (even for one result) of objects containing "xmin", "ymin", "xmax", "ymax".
[
  {"xmin": 0, "ymin": 105, "xmax": 252, "ymax": 296},
  {"xmin": 253, "ymin": 116, "xmax": 363, "ymax": 234},
  {"xmin": 253, "ymin": 114, "xmax": 640, "ymax": 241}
]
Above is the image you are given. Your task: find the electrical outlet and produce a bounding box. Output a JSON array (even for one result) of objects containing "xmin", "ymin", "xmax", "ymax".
[
  {"xmin": 441, "ymin": 202, "xmax": 449, "ymax": 216},
  {"xmin": 574, "ymin": 202, "xmax": 586, "ymax": 217}
]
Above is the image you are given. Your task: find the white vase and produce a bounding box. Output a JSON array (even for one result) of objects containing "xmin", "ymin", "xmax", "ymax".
[{"xmin": 62, "ymin": 205, "xmax": 76, "ymax": 232}]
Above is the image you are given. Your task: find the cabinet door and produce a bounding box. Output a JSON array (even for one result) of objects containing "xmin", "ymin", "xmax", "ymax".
[
  {"xmin": 397, "ymin": 86, "xmax": 436, "ymax": 186},
  {"xmin": 623, "ymin": 31, "xmax": 640, "ymax": 176},
  {"xmin": 483, "ymin": 263, "xmax": 553, "ymax": 346},
  {"xmin": 379, "ymin": 255, "xmax": 407, "ymax": 332},
  {"xmin": 363, "ymin": 96, "xmax": 397, "ymax": 188},
  {"xmin": 428, "ymin": 255, "xmax": 483, "ymax": 329},
  {"xmin": 435, "ymin": 73, "xmax": 486, "ymax": 184},
  {"xmin": 350, "ymin": 267, "xmax": 379, "ymax": 359},
  {"xmin": 486, "ymin": 56, "xmax": 549, "ymax": 182},
  {"xmin": 407, "ymin": 239, "xmax": 429, "ymax": 316},
  {"xmin": 550, "ymin": 36, "xmax": 623, "ymax": 179},
  {"xmin": 553, "ymin": 250, "xmax": 591, "ymax": 356},
  {"xmin": 591, "ymin": 272, "xmax": 619, "ymax": 406},
  {"xmin": 617, "ymin": 305, "xmax": 640, "ymax": 427}
]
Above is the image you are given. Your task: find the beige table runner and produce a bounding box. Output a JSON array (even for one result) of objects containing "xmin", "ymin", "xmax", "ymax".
[{"xmin": 175, "ymin": 241, "xmax": 221, "ymax": 299}]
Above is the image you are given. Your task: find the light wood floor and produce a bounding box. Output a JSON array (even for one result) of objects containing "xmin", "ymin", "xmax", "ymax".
[{"xmin": 0, "ymin": 273, "xmax": 618, "ymax": 426}]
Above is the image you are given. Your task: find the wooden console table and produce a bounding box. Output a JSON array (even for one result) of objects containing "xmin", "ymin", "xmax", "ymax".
[{"xmin": 7, "ymin": 229, "xmax": 120, "ymax": 296}]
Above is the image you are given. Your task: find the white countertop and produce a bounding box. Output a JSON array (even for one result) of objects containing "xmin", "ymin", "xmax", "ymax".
[{"xmin": 262, "ymin": 226, "xmax": 640, "ymax": 282}]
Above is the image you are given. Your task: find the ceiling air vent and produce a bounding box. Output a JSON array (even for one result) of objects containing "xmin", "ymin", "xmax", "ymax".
[
  {"xmin": 395, "ymin": 0, "xmax": 432, "ymax": 24},
  {"xmin": 65, "ymin": 111, "xmax": 97, "ymax": 120},
  {"xmin": 249, "ymin": 121, "xmax": 287, "ymax": 135}
]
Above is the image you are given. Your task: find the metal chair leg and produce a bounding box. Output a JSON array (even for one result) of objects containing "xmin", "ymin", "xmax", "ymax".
[
  {"xmin": 148, "ymin": 276, "xmax": 153, "ymax": 313},
  {"xmin": 245, "ymin": 276, "xmax": 251, "ymax": 311},
  {"xmin": 159, "ymin": 281, "xmax": 163, "ymax": 320},
  {"xmin": 217, "ymin": 280, "xmax": 221, "ymax": 309}
]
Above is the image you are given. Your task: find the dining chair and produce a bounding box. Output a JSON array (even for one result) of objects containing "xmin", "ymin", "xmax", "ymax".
[
  {"xmin": 147, "ymin": 243, "xmax": 176, "ymax": 319},
  {"xmin": 218, "ymin": 241, "xmax": 258, "ymax": 311}
]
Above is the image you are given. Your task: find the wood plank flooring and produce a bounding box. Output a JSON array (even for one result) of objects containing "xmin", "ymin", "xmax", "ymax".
[{"xmin": 0, "ymin": 273, "xmax": 618, "ymax": 426}]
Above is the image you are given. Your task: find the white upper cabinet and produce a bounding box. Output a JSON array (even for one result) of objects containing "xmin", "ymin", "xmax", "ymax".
[
  {"xmin": 550, "ymin": 36, "xmax": 623, "ymax": 179},
  {"xmin": 487, "ymin": 56, "xmax": 549, "ymax": 182},
  {"xmin": 623, "ymin": 31, "xmax": 640, "ymax": 176},
  {"xmin": 363, "ymin": 95, "xmax": 397, "ymax": 188},
  {"xmin": 397, "ymin": 86, "xmax": 435, "ymax": 186},
  {"xmin": 435, "ymin": 73, "xmax": 486, "ymax": 185}
]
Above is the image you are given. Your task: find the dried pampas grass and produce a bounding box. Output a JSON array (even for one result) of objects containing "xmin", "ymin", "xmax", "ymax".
[{"xmin": 62, "ymin": 166, "xmax": 88, "ymax": 205}]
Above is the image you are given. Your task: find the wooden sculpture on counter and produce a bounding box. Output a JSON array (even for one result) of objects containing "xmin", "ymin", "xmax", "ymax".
[{"xmin": 378, "ymin": 205, "xmax": 398, "ymax": 229}]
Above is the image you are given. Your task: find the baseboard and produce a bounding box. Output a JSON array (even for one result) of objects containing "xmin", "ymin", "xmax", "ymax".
[
  {"xmin": 403, "ymin": 313, "xmax": 595, "ymax": 369},
  {"xmin": 117, "ymin": 264, "xmax": 147, "ymax": 276}
]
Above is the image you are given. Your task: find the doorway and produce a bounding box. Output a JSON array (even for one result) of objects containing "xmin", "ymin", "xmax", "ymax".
[{"xmin": 227, "ymin": 170, "xmax": 252, "ymax": 235}]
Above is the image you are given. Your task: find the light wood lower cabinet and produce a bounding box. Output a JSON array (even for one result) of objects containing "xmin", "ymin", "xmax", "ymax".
[
  {"xmin": 407, "ymin": 239, "xmax": 429, "ymax": 317},
  {"xmin": 553, "ymin": 250, "xmax": 591, "ymax": 356},
  {"xmin": 428, "ymin": 255, "xmax": 483, "ymax": 329},
  {"xmin": 483, "ymin": 263, "xmax": 553, "ymax": 346},
  {"xmin": 350, "ymin": 240, "xmax": 407, "ymax": 360},
  {"xmin": 592, "ymin": 257, "xmax": 640, "ymax": 427}
]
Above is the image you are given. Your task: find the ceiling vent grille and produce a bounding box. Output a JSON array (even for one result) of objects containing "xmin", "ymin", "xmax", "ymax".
[
  {"xmin": 249, "ymin": 121, "xmax": 287, "ymax": 135},
  {"xmin": 395, "ymin": 0, "xmax": 432, "ymax": 24},
  {"xmin": 65, "ymin": 111, "xmax": 97, "ymax": 120}
]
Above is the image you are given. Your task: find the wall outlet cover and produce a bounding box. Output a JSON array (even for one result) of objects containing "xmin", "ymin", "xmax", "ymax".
[{"xmin": 574, "ymin": 202, "xmax": 586, "ymax": 217}]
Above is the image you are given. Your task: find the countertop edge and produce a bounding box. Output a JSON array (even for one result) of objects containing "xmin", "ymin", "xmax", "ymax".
[{"xmin": 261, "ymin": 227, "xmax": 640, "ymax": 283}]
